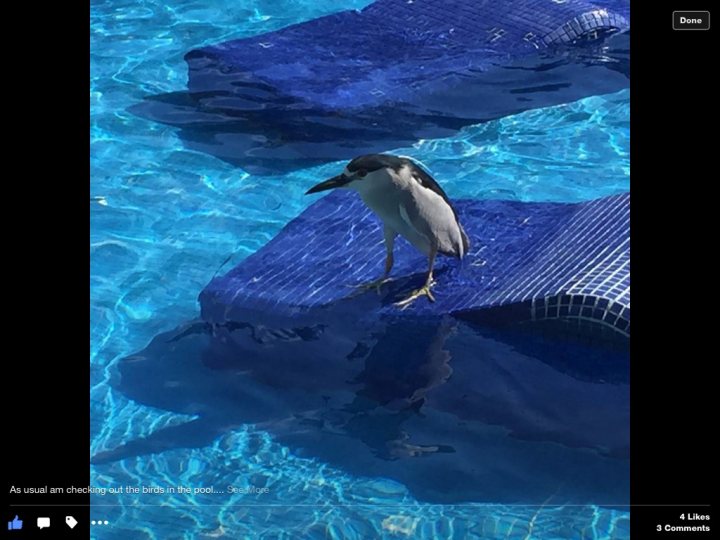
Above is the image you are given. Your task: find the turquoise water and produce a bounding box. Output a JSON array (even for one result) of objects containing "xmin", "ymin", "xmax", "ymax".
[{"xmin": 90, "ymin": 0, "xmax": 630, "ymax": 538}]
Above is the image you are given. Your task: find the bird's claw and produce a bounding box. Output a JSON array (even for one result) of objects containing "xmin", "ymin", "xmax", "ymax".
[{"xmin": 394, "ymin": 281, "xmax": 436, "ymax": 309}]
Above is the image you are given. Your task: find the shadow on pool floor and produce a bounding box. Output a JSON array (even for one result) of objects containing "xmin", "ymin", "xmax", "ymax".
[{"xmin": 92, "ymin": 313, "xmax": 628, "ymax": 506}]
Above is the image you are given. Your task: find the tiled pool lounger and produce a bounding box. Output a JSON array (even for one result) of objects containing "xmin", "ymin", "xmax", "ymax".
[
  {"xmin": 201, "ymin": 191, "xmax": 630, "ymax": 336},
  {"xmin": 186, "ymin": 0, "xmax": 630, "ymax": 112},
  {"xmin": 136, "ymin": 0, "xmax": 630, "ymax": 174}
]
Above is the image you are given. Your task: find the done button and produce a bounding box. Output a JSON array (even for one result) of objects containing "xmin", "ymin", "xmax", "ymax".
[{"xmin": 673, "ymin": 11, "xmax": 710, "ymax": 30}]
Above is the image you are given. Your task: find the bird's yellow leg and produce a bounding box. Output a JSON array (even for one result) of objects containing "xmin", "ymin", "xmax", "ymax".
[
  {"xmin": 395, "ymin": 248, "xmax": 437, "ymax": 308},
  {"xmin": 348, "ymin": 252, "xmax": 394, "ymax": 295},
  {"xmin": 394, "ymin": 272, "xmax": 436, "ymax": 308}
]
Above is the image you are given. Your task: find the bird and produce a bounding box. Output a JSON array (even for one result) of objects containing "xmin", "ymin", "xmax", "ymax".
[{"xmin": 305, "ymin": 154, "xmax": 470, "ymax": 307}]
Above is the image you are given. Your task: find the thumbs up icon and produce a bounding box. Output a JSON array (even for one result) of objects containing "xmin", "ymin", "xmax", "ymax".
[{"xmin": 7, "ymin": 515, "xmax": 23, "ymax": 530}]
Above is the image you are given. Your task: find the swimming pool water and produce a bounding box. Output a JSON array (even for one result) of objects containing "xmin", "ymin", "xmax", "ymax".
[{"xmin": 90, "ymin": 1, "xmax": 630, "ymax": 538}]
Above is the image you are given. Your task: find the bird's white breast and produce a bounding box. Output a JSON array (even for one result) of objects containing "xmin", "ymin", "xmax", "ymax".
[{"xmin": 355, "ymin": 169, "xmax": 434, "ymax": 256}]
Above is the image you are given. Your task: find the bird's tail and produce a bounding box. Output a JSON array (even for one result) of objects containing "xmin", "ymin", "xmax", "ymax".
[
  {"xmin": 454, "ymin": 225, "xmax": 472, "ymax": 284},
  {"xmin": 459, "ymin": 225, "xmax": 470, "ymax": 258}
]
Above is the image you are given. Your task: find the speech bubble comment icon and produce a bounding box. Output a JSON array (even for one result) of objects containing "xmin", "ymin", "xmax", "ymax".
[
  {"xmin": 65, "ymin": 516, "xmax": 78, "ymax": 529},
  {"xmin": 37, "ymin": 517, "xmax": 50, "ymax": 529}
]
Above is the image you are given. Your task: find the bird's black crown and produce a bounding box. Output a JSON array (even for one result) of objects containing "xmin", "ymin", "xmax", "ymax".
[{"xmin": 347, "ymin": 154, "xmax": 407, "ymax": 174}]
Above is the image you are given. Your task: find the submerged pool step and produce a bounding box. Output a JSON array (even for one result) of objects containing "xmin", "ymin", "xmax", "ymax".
[{"xmin": 200, "ymin": 191, "xmax": 630, "ymax": 337}]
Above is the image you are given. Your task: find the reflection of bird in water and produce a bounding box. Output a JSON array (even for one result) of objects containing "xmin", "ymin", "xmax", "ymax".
[
  {"xmin": 340, "ymin": 317, "xmax": 457, "ymax": 460},
  {"xmin": 306, "ymin": 154, "xmax": 469, "ymax": 307},
  {"xmin": 347, "ymin": 317, "xmax": 455, "ymax": 412}
]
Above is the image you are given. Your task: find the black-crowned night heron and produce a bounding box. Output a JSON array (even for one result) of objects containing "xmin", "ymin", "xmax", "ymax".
[{"xmin": 306, "ymin": 154, "xmax": 470, "ymax": 307}]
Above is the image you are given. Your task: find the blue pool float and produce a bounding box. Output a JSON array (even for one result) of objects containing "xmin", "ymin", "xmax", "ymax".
[
  {"xmin": 135, "ymin": 0, "xmax": 629, "ymax": 174},
  {"xmin": 200, "ymin": 190, "xmax": 629, "ymax": 337},
  {"xmin": 186, "ymin": 0, "xmax": 629, "ymax": 113},
  {"xmin": 95, "ymin": 191, "xmax": 630, "ymax": 503}
]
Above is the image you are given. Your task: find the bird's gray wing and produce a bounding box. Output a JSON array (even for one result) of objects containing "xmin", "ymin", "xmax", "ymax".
[
  {"xmin": 399, "ymin": 188, "xmax": 466, "ymax": 257},
  {"xmin": 398, "ymin": 193, "xmax": 433, "ymax": 242},
  {"xmin": 402, "ymin": 158, "xmax": 460, "ymax": 221}
]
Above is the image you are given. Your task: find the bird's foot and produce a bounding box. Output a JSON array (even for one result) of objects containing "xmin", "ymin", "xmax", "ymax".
[
  {"xmin": 346, "ymin": 277, "xmax": 392, "ymax": 296},
  {"xmin": 394, "ymin": 281, "xmax": 436, "ymax": 309}
]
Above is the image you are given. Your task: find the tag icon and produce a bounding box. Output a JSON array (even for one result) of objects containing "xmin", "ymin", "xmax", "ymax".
[{"xmin": 65, "ymin": 516, "xmax": 78, "ymax": 529}]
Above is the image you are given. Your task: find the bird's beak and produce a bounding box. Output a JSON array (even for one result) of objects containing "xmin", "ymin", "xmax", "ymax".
[{"xmin": 305, "ymin": 174, "xmax": 351, "ymax": 195}]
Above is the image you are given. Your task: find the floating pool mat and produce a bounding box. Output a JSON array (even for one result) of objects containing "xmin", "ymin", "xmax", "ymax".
[
  {"xmin": 186, "ymin": 0, "xmax": 629, "ymax": 111},
  {"xmin": 95, "ymin": 191, "xmax": 630, "ymax": 504},
  {"xmin": 201, "ymin": 191, "xmax": 630, "ymax": 338},
  {"xmin": 135, "ymin": 0, "xmax": 629, "ymax": 173}
]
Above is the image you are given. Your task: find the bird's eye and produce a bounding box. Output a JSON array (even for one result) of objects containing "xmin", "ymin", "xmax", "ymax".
[{"xmin": 357, "ymin": 169, "xmax": 367, "ymax": 178}]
